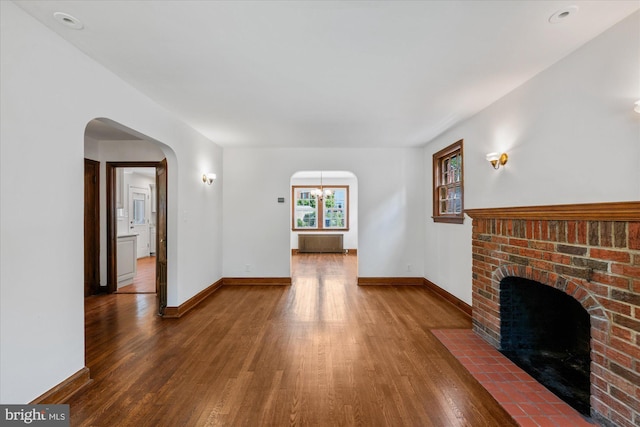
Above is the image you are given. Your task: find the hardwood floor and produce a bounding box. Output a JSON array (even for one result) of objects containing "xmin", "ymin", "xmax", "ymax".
[
  {"xmin": 116, "ymin": 256, "xmax": 156, "ymax": 294},
  {"xmin": 75, "ymin": 254, "xmax": 516, "ymax": 426}
]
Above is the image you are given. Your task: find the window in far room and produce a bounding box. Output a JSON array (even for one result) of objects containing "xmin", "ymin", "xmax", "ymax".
[
  {"xmin": 292, "ymin": 186, "xmax": 349, "ymax": 230},
  {"xmin": 432, "ymin": 139, "xmax": 464, "ymax": 224}
]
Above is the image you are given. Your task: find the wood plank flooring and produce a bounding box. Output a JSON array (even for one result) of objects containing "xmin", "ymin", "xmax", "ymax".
[
  {"xmin": 116, "ymin": 256, "xmax": 156, "ymax": 294},
  {"xmin": 74, "ymin": 254, "xmax": 516, "ymax": 426}
]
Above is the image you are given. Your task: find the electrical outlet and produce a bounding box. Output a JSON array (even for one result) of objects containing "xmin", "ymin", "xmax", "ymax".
[
  {"xmin": 407, "ymin": 264, "xmax": 412, "ymax": 272},
  {"xmin": 244, "ymin": 264, "xmax": 251, "ymax": 272}
]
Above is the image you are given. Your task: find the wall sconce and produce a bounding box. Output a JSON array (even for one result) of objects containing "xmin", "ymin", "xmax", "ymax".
[
  {"xmin": 486, "ymin": 152, "xmax": 508, "ymax": 170},
  {"xmin": 634, "ymin": 100, "xmax": 640, "ymax": 114},
  {"xmin": 202, "ymin": 173, "xmax": 216, "ymax": 185}
]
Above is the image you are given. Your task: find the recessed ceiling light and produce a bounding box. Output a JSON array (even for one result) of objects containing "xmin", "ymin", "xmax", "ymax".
[
  {"xmin": 53, "ymin": 12, "xmax": 84, "ymax": 30},
  {"xmin": 549, "ymin": 6, "xmax": 579, "ymax": 24}
]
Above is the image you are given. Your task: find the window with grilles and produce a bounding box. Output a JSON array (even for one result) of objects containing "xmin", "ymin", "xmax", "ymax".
[
  {"xmin": 292, "ymin": 186, "xmax": 349, "ymax": 230},
  {"xmin": 432, "ymin": 140, "xmax": 464, "ymax": 224}
]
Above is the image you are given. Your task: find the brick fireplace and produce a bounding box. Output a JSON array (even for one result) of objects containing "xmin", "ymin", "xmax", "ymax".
[{"xmin": 465, "ymin": 202, "xmax": 640, "ymax": 427}]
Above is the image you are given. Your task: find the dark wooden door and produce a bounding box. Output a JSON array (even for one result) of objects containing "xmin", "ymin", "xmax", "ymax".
[
  {"xmin": 106, "ymin": 163, "xmax": 117, "ymax": 294},
  {"xmin": 84, "ymin": 159, "xmax": 100, "ymax": 296},
  {"xmin": 156, "ymin": 158, "xmax": 168, "ymax": 315}
]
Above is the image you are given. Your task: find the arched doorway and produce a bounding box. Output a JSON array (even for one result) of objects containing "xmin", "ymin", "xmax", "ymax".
[
  {"xmin": 83, "ymin": 118, "xmax": 171, "ymax": 314},
  {"xmin": 289, "ymin": 170, "xmax": 358, "ymax": 277}
]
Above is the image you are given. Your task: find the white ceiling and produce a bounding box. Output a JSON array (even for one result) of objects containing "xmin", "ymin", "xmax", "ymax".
[{"xmin": 14, "ymin": 1, "xmax": 640, "ymax": 148}]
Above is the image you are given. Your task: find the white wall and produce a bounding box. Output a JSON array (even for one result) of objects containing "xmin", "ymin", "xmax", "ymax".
[
  {"xmin": 423, "ymin": 11, "xmax": 640, "ymax": 305},
  {"xmin": 0, "ymin": 2, "xmax": 223, "ymax": 403},
  {"xmin": 223, "ymin": 148, "xmax": 424, "ymax": 278},
  {"xmin": 290, "ymin": 174, "xmax": 358, "ymax": 250}
]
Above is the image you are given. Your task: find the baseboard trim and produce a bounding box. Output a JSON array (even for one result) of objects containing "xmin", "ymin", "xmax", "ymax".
[
  {"xmin": 292, "ymin": 249, "xmax": 357, "ymax": 255},
  {"xmin": 162, "ymin": 276, "xmax": 471, "ymax": 321},
  {"xmin": 223, "ymin": 277, "xmax": 292, "ymax": 286},
  {"xmin": 163, "ymin": 277, "xmax": 292, "ymax": 318},
  {"xmin": 163, "ymin": 279, "xmax": 223, "ymax": 318},
  {"xmin": 30, "ymin": 367, "xmax": 92, "ymax": 404},
  {"xmin": 357, "ymin": 277, "xmax": 423, "ymax": 286},
  {"xmin": 422, "ymin": 278, "xmax": 472, "ymax": 318}
]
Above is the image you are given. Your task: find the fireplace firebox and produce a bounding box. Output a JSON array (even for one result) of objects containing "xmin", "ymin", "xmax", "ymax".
[{"xmin": 500, "ymin": 276, "xmax": 591, "ymax": 417}]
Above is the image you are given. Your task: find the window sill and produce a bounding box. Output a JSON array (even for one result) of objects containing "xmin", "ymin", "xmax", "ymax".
[
  {"xmin": 292, "ymin": 228, "xmax": 350, "ymax": 232},
  {"xmin": 432, "ymin": 216, "xmax": 464, "ymax": 224}
]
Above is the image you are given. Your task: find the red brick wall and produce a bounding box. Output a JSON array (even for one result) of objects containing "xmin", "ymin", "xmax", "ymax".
[{"xmin": 470, "ymin": 217, "xmax": 640, "ymax": 427}]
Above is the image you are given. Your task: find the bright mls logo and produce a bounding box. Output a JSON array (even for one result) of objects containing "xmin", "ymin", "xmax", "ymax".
[{"xmin": 1, "ymin": 405, "xmax": 69, "ymax": 426}]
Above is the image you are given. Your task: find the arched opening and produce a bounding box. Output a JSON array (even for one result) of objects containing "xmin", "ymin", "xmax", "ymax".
[
  {"xmin": 84, "ymin": 118, "xmax": 174, "ymax": 314},
  {"xmin": 289, "ymin": 170, "xmax": 358, "ymax": 279}
]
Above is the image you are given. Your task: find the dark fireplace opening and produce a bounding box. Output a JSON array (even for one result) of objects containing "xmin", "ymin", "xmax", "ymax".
[{"xmin": 500, "ymin": 277, "xmax": 591, "ymax": 417}]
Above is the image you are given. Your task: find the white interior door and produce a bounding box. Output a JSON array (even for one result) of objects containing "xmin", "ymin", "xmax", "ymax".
[{"xmin": 129, "ymin": 186, "xmax": 150, "ymax": 258}]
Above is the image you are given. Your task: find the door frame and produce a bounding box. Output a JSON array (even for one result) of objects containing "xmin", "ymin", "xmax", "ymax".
[
  {"xmin": 84, "ymin": 158, "xmax": 100, "ymax": 296},
  {"xmin": 106, "ymin": 161, "xmax": 164, "ymax": 294},
  {"xmin": 156, "ymin": 158, "xmax": 168, "ymax": 315}
]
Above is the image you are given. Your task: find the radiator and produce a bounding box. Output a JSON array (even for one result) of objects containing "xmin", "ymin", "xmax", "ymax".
[{"xmin": 298, "ymin": 234, "xmax": 344, "ymax": 253}]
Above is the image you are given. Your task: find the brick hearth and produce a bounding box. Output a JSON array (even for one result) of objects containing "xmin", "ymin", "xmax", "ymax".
[{"xmin": 465, "ymin": 202, "xmax": 640, "ymax": 427}]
